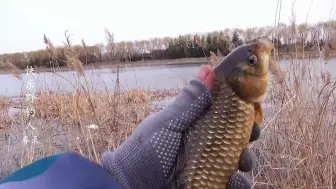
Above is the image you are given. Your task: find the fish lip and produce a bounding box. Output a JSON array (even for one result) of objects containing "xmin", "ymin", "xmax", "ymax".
[{"xmin": 243, "ymin": 70, "xmax": 269, "ymax": 78}]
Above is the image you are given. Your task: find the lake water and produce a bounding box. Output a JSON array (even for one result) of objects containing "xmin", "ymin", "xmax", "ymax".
[{"xmin": 0, "ymin": 58, "xmax": 335, "ymax": 98}]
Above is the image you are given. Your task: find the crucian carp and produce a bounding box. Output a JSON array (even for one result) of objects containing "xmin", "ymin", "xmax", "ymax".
[{"xmin": 170, "ymin": 36, "xmax": 275, "ymax": 189}]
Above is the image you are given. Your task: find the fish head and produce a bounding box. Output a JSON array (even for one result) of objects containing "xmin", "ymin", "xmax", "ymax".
[{"xmin": 214, "ymin": 36, "xmax": 274, "ymax": 103}]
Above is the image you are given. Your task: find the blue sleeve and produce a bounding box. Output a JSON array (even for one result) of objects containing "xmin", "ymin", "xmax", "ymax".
[{"xmin": 0, "ymin": 152, "xmax": 122, "ymax": 189}]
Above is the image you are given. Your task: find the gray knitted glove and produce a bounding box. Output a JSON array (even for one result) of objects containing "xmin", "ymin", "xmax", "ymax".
[
  {"xmin": 101, "ymin": 78, "xmax": 260, "ymax": 189},
  {"xmin": 101, "ymin": 79, "xmax": 213, "ymax": 189}
]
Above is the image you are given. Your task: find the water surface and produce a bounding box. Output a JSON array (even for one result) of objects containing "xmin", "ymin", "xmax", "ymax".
[{"xmin": 0, "ymin": 58, "xmax": 335, "ymax": 97}]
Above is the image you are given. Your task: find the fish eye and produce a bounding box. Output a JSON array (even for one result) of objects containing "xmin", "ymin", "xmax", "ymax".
[{"xmin": 248, "ymin": 54, "xmax": 258, "ymax": 65}]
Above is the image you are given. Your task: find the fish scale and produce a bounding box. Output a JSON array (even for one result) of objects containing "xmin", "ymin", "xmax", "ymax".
[{"xmin": 177, "ymin": 79, "xmax": 255, "ymax": 189}]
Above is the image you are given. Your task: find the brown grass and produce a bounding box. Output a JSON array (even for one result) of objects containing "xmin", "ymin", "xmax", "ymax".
[
  {"xmin": 0, "ymin": 98, "xmax": 13, "ymax": 129},
  {"xmin": 31, "ymin": 88, "xmax": 177, "ymax": 156},
  {"xmin": 30, "ymin": 88, "xmax": 179, "ymax": 127},
  {"xmin": 0, "ymin": 61, "xmax": 22, "ymax": 79},
  {"xmin": 0, "ymin": 87, "xmax": 179, "ymax": 177},
  {"xmin": 251, "ymin": 58, "xmax": 336, "ymax": 188},
  {"xmin": 247, "ymin": 3, "xmax": 336, "ymax": 188}
]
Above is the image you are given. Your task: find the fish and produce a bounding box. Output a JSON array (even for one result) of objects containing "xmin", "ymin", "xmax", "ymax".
[{"xmin": 169, "ymin": 36, "xmax": 275, "ymax": 189}]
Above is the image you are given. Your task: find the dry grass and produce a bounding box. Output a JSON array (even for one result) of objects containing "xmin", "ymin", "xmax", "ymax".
[
  {"xmin": 31, "ymin": 88, "xmax": 177, "ymax": 155},
  {"xmin": 0, "ymin": 86, "xmax": 179, "ymax": 178},
  {"xmin": 0, "ymin": 98, "xmax": 13, "ymax": 129},
  {"xmin": 0, "ymin": 61, "xmax": 22, "ymax": 79},
  {"xmin": 31, "ymin": 88, "xmax": 179, "ymax": 129},
  {"xmin": 247, "ymin": 3, "xmax": 336, "ymax": 188},
  {"xmin": 251, "ymin": 58, "xmax": 336, "ymax": 188}
]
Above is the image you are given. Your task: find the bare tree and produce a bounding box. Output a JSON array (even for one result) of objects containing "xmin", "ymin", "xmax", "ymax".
[
  {"xmin": 94, "ymin": 43, "xmax": 105, "ymax": 64},
  {"xmin": 125, "ymin": 41, "xmax": 134, "ymax": 61},
  {"xmin": 135, "ymin": 40, "xmax": 146, "ymax": 61},
  {"xmin": 116, "ymin": 41, "xmax": 126, "ymax": 62}
]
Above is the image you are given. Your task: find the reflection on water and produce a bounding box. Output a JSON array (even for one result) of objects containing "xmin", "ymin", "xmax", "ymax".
[{"xmin": 0, "ymin": 58, "xmax": 335, "ymax": 97}]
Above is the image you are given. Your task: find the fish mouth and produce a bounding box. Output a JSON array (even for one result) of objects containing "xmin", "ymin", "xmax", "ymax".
[{"xmin": 243, "ymin": 70, "xmax": 269, "ymax": 79}]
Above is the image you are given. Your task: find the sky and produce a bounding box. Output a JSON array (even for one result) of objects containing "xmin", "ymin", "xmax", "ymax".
[{"xmin": 0, "ymin": 0, "xmax": 335, "ymax": 54}]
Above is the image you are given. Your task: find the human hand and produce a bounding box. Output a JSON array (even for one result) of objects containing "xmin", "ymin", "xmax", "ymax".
[
  {"xmin": 197, "ymin": 64, "xmax": 215, "ymax": 91},
  {"xmin": 100, "ymin": 65, "xmax": 214, "ymax": 189},
  {"xmin": 227, "ymin": 123, "xmax": 260, "ymax": 188},
  {"xmin": 100, "ymin": 65, "xmax": 260, "ymax": 189}
]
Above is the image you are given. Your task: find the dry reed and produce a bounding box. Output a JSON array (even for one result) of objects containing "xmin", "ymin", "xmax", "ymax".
[
  {"xmin": 247, "ymin": 2, "xmax": 336, "ymax": 188},
  {"xmin": 0, "ymin": 61, "xmax": 22, "ymax": 79}
]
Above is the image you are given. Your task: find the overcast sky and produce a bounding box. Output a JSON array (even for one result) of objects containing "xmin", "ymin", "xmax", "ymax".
[{"xmin": 0, "ymin": 0, "xmax": 335, "ymax": 54}]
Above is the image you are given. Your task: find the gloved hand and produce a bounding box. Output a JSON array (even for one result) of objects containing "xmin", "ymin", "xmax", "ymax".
[
  {"xmin": 228, "ymin": 123, "xmax": 260, "ymax": 188},
  {"xmin": 101, "ymin": 65, "xmax": 260, "ymax": 189}
]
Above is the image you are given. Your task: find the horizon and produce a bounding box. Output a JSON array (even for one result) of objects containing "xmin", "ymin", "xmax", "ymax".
[{"xmin": 1, "ymin": 0, "xmax": 335, "ymax": 54}]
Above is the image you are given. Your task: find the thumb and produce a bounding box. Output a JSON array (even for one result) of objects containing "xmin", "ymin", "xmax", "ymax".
[{"xmin": 197, "ymin": 65, "xmax": 215, "ymax": 91}]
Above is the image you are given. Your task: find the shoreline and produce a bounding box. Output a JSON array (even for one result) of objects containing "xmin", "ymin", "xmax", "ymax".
[
  {"xmin": 0, "ymin": 52, "xmax": 335, "ymax": 75},
  {"xmin": 0, "ymin": 58, "xmax": 207, "ymax": 75}
]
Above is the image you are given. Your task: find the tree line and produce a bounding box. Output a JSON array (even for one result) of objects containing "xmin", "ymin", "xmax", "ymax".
[{"xmin": 0, "ymin": 21, "xmax": 335, "ymax": 69}]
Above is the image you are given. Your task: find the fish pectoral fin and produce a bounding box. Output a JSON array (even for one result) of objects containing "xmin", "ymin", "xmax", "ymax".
[{"xmin": 253, "ymin": 102, "xmax": 263, "ymax": 126}]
